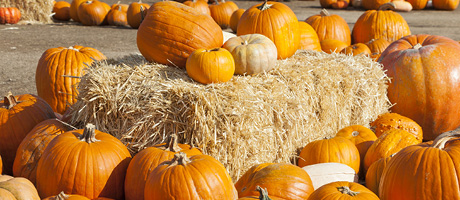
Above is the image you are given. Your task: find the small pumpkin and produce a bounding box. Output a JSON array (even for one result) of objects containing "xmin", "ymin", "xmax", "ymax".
[
  {"xmin": 365, "ymin": 155, "xmax": 393, "ymax": 196},
  {"xmin": 70, "ymin": 0, "xmax": 87, "ymax": 22},
  {"xmin": 0, "ymin": 7, "xmax": 21, "ymax": 24},
  {"xmin": 298, "ymin": 21, "xmax": 322, "ymax": 51},
  {"xmin": 209, "ymin": 0, "xmax": 239, "ymax": 29},
  {"xmin": 432, "ymin": 0, "xmax": 459, "ymax": 10},
  {"xmin": 0, "ymin": 175, "xmax": 40, "ymax": 199},
  {"xmin": 186, "ymin": 48, "xmax": 235, "ymax": 84},
  {"xmin": 107, "ymin": 6, "xmax": 128, "ymax": 26},
  {"xmin": 126, "ymin": 1, "xmax": 150, "ymax": 29},
  {"xmin": 340, "ymin": 43, "xmax": 372, "ymax": 56},
  {"xmin": 77, "ymin": 0, "xmax": 111, "ymax": 26},
  {"xmin": 332, "ymin": 0, "xmax": 349, "ymax": 9},
  {"xmin": 229, "ymin": 8, "xmax": 245, "ymax": 33},
  {"xmin": 184, "ymin": 0, "xmax": 211, "ymax": 15},
  {"xmin": 305, "ymin": 9, "xmax": 351, "ymax": 46},
  {"xmin": 53, "ymin": 1, "xmax": 71, "ymax": 21},
  {"xmin": 307, "ymin": 181, "xmax": 379, "ymax": 200},
  {"xmin": 110, "ymin": 2, "xmax": 128, "ymax": 13},
  {"xmin": 320, "ymin": 39, "xmax": 348, "ymax": 54}
]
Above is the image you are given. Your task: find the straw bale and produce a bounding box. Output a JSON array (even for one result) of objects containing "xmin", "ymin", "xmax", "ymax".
[
  {"xmin": 0, "ymin": 0, "xmax": 54, "ymax": 24},
  {"xmin": 68, "ymin": 50, "xmax": 391, "ymax": 180}
]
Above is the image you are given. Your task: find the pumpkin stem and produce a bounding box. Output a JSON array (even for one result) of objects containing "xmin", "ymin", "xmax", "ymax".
[
  {"xmin": 352, "ymin": 131, "xmax": 359, "ymax": 137},
  {"xmin": 67, "ymin": 46, "xmax": 80, "ymax": 52},
  {"xmin": 413, "ymin": 43, "xmax": 423, "ymax": 50},
  {"xmin": 207, "ymin": 48, "xmax": 221, "ymax": 52},
  {"xmin": 140, "ymin": 5, "xmax": 145, "ymax": 22},
  {"xmin": 258, "ymin": 0, "xmax": 272, "ymax": 11},
  {"xmin": 54, "ymin": 191, "xmax": 70, "ymax": 200},
  {"xmin": 337, "ymin": 186, "xmax": 360, "ymax": 196},
  {"xmin": 320, "ymin": 8, "xmax": 330, "ymax": 16},
  {"xmin": 432, "ymin": 127, "xmax": 460, "ymax": 149},
  {"xmin": 158, "ymin": 134, "xmax": 182, "ymax": 152},
  {"xmin": 255, "ymin": 186, "xmax": 272, "ymax": 200},
  {"xmin": 167, "ymin": 152, "xmax": 191, "ymax": 166},
  {"xmin": 3, "ymin": 92, "xmax": 18, "ymax": 109},
  {"xmin": 378, "ymin": 2, "xmax": 396, "ymax": 10},
  {"xmin": 80, "ymin": 123, "xmax": 100, "ymax": 143}
]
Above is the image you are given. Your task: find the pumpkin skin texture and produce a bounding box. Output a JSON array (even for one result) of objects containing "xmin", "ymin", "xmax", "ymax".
[
  {"xmin": 107, "ymin": 6, "xmax": 128, "ymax": 26},
  {"xmin": 186, "ymin": 48, "xmax": 235, "ymax": 84},
  {"xmin": 36, "ymin": 45, "xmax": 106, "ymax": 114},
  {"xmin": 36, "ymin": 124, "xmax": 132, "ymax": 200},
  {"xmin": 320, "ymin": 39, "xmax": 348, "ymax": 54},
  {"xmin": 0, "ymin": 7, "xmax": 21, "ymax": 24},
  {"xmin": 305, "ymin": 9, "xmax": 351, "ymax": 46},
  {"xmin": 77, "ymin": 0, "xmax": 111, "ymax": 26},
  {"xmin": 379, "ymin": 34, "xmax": 460, "ymax": 141},
  {"xmin": 209, "ymin": 0, "xmax": 239, "ymax": 29},
  {"xmin": 298, "ymin": 21, "xmax": 322, "ymax": 51},
  {"xmin": 184, "ymin": 0, "xmax": 211, "ymax": 16},
  {"xmin": 340, "ymin": 43, "xmax": 372, "ymax": 56},
  {"xmin": 237, "ymin": 1, "xmax": 300, "ymax": 59},
  {"xmin": 365, "ymin": 156, "xmax": 392, "ymax": 196},
  {"xmin": 0, "ymin": 175, "xmax": 40, "ymax": 200},
  {"xmin": 0, "ymin": 93, "xmax": 56, "ymax": 175},
  {"xmin": 379, "ymin": 129, "xmax": 460, "ymax": 199},
  {"xmin": 53, "ymin": 1, "xmax": 71, "ymax": 21},
  {"xmin": 144, "ymin": 152, "xmax": 238, "ymax": 200},
  {"xmin": 223, "ymin": 34, "xmax": 277, "ymax": 75},
  {"xmin": 370, "ymin": 112, "xmax": 423, "ymax": 142},
  {"xmin": 298, "ymin": 137, "xmax": 361, "ymax": 174},
  {"xmin": 352, "ymin": 8, "xmax": 410, "ymax": 44},
  {"xmin": 366, "ymin": 38, "xmax": 390, "ymax": 62},
  {"xmin": 406, "ymin": 0, "xmax": 428, "ymax": 9},
  {"xmin": 229, "ymin": 8, "xmax": 245, "ymax": 33},
  {"xmin": 124, "ymin": 134, "xmax": 202, "ymax": 200},
  {"xmin": 238, "ymin": 186, "xmax": 282, "ymax": 200},
  {"xmin": 235, "ymin": 163, "xmax": 314, "ymax": 200},
  {"xmin": 308, "ymin": 181, "xmax": 379, "ymax": 200},
  {"xmin": 13, "ymin": 119, "xmax": 72, "ymax": 185},
  {"xmin": 137, "ymin": 1, "xmax": 223, "ymax": 68},
  {"xmin": 70, "ymin": 0, "xmax": 86, "ymax": 22},
  {"xmin": 43, "ymin": 191, "xmax": 91, "ymax": 200},
  {"xmin": 432, "ymin": 0, "xmax": 459, "ymax": 10},
  {"xmin": 126, "ymin": 1, "xmax": 150, "ymax": 29}
]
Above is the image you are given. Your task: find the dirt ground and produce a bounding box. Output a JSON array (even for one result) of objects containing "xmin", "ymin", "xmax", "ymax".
[{"xmin": 1, "ymin": 0, "xmax": 459, "ymax": 96}]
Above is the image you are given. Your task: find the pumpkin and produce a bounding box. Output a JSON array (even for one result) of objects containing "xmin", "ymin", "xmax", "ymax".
[
  {"xmin": 235, "ymin": 163, "xmax": 314, "ymax": 199},
  {"xmin": 302, "ymin": 162, "xmax": 358, "ymax": 190},
  {"xmin": 126, "ymin": 1, "xmax": 150, "ymax": 29},
  {"xmin": 380, "ymin": 1, "xmax": 413, "ymax": 11},
  {"xmin": 308, "ymin": 181, "xmax": 379, "ymax": 199},
  {"xmin": 332, "ymin": 0, "xmax": 350, "ymax": 8},
  {"xmin": 298, "ymin": 136, "xmax": 361, "ymax": 173},
  {"xmin": 0, "ymin": 175, "xmax": 40, "ymax": 199},
  {"xmin": 144, "ymin": 152, "xmax": 238, "ymax": 200},
  {"xmin": 298, "ymin": 21, "xmax": 322, "ymax": 51},
  {"xmin": 0, "ymin": 7, "xmax": 21, "ymax": 24},
  {"xmin": 52, "ymin": 1, "xmax": 71, "ymax": 21},
  {"xmin": 107, "ymin": 6, "xmax": 128, "ymax": 26},
  {"xmin": 111, "ymin": 2, "xmax": 128, "ymax": 13},
  {"xmin": 13, "ymin": 119, "xmax": 73, "ymax": 185},
  {"xmin": 70, "ymin": 0, "xmax": 86, "ymax": 22},
  {"xmin": 183, "ymin": 0, "xmax": 211, "ymax": 15},
  {"xmin": 365, "ymin": 155, "xmax": 392, "ymax": 196},
  {"xmin": 363, "ymin": 129, "xmax": 419, "ymax": 172},
  {"xmin": 379, "ymin": 34, "xmax": 460, "ymax": 140},
  {"xmin": 362, "ymin": 0, "xmax": 391, "ymax": 9},
  {"xmin": 366, "ymin": 38, "xmax": 390, "ymax": 61},
  {"xmin": 352, "ymin": 5, "xmax": 411, "ymax": 44},
  {"xmin": 238, "ymin": 186, "xmax": 279, "ymax": 200},
  {"xmin": 229, "ymin": 8, "xmax": 245, "ymax": 33},
  {"xmin": 321, "ymin": 0, "xmax": 350, "ymax": 8},
  {"xmin": 137, "ymin": 1, "xmax": 223, "ymax": 68},
  {"xmin": 0, "ymin": 155, "xmax": 2, "ymax": 174},
  {"xmin": 77, "ymin": 0, "xmax": 111, "ymax": 26},
  {"xmin": 223, "ymin": 33, "xmax": 277, "ymax": 75},
  {"xmin": 36, "ymin": 124, "xmax": 132, "ymax": 199},
  {"xmin": 36, "ymin": 45, "xmax": 106, "ymax": 114},
  {"xmin": 432, "ymin": 0, "xmax": 459, "ymax": 10},
  {"xmin": 320, "ymin": 39, "xmax": 348, "ymax": 53},
  {"xmin": 340, "ymin": 43, "xmax": 372, "ymax": 56},
  {"xmin": 186, "ymin": 48, "xmax": 235, "ymax": 84},
  {"xmin": 370, "ymin": 112, "xmax": 423, "ymax": 142},
  {"xmin": 124, "ymin": 134, "xmax": 202, "ymax": 200},
  {"xmin": 237, "ymin": 0, "xmax": 300, "ymax": 59},
  {"xmin": 305, "ymin": 9, "xmax": 351, "ymax": 46},
  {"xmin": 0, "ymin": 92, "xmax": 55, "ymax": 175},
  {"xmin": 209, "ymin": 0, "xmax": 238, "ymax": 29},
  {"xmin": 379, "ymin": 129, "xmax": 460, "ymax": 199}
]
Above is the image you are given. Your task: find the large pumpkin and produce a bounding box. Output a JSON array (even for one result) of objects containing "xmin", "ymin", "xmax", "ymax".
[
  {"xmin": 144, "ymin": 152, "xmax": 238, "ymax": 199},
  {"xmin": 432, "ymin": 0, "xmax": 459, "ymax": 10},
  {"xmin": 0, "ymin": 92, "xmax": 55, "ymax": 175},
  {"xmin": 298, "ymin": 21, "xmax": 322, "ymax": 51},
  {"xmin": 36, "ymin": 124, "xmax": 132, "ymax": 199},
  {"xmin": 77, "ymin": 0, "xmax": 111, "ymax": 26},
  {"xmin": 70, "ymin": 0, "xmax": 86, "ymax": 22},
  {"xmin": 186, "ymin": 48, "xmax": 235, "ymax": 84},
  {"xmin": 36, "ymin": 46, "xmax": 105, "ymax": 114},
  {"xmin": 0, "ymin": 7, "xmax": 21, "ymax": 24},
  {"xmin": 307, "ymin": 181, "xmax": 379, "ymax": 200},
  {"xmin": 126, "ymin": 1, "xmax": 150, "ymax": 29},
  {"xmin": 124, "ymin": 134, "xmax": 202, "ymax": 200},
  {"xmin": 137, "ymin": 1, "xmax": 223, "ymax": 68},
  {"xmin": 305, "ymin": 9, "xmax": 351, "ymax": 46},
  {"xmin": 237, "ymin": 0, "xmax": 300, "ymax": 59},
  {"xmin": 379, "ymin": 34, "xmax": 460, "ymax": 140},
  {"xmin": 209, "ymin": 0, "xmax": 238, "ymax": 29},
  {"xmin": 0, "ymin": 175, "xmax": 40, "ymax": 199}
]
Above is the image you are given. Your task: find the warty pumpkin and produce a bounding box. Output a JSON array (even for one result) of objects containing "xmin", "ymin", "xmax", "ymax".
[
  {"xmin": 126, "ymin": 1, "xmax": 150, "ymax": 29},
  {"xmin": 70, "ymin": 0, "xmax": 86, "ymax": 22},
  {"xmin": 307, "ymin": 181, "xmax": 379, "ymax": 200},
  {"xmin": 298, "ymin": 21, "xmax": 322, "ymax": 51},
  {"xmin": 379, "ymin": 34, "xmax": 460, "ymax": 140},
  {"xmin": 209, "ymin": 0, "xmax": 239, "ymax": 29},
  {"xmin": 370, "ymin": 112, "xmax": 423, "ymax": 142},
  {"xmin": 229, "ymin": 8, "xmax": 245, "ymax": 33},
  {"xmin": 365, "ymin": 155, "xmax": 393, "ymax": 196},
  {"xmin": 432, "ymin": 0, "xmax": 459, "ymax": 10},
  {"xmin": 52, "ymin": 1, "xmax": 71, "ymax": 21},
  {"xmin": 340, "ymin": 43, "xmax": 371, "ymax": 56},
  {"xmin": 0, "ymin": 7, "xmax": 21, "ymax": 24},
  {"xmin": 0, "ymin": 92, "xmax": 56, "ymax": 175},
  {"xmin": 183, "ymin": 0, "xmax": 211, "ymax": 15},
  {"xmin": 186, "ymin": 48, "xmax": 235, "ymax": 84},
  {"xmin": 0, "ymin": 175, "xmax": 40, "ymax": 199},
  {"xmin": 305, "ymin": 9, "xmax": 351, "ymax": 46}
]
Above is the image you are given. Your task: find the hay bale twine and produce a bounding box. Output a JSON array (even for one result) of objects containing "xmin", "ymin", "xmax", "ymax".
[
  {"xmin": 0, "ymin": 0, "xmax": 54, "ymax": 24},
  {"xmin": 68, "ymin": 50, "xmax": 391, "ymax": 181}
]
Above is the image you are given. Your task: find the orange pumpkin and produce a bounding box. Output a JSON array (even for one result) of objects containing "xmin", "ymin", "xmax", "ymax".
[
  {"xmin": 305, "ymin": 9, "xmax": 351, "ymax": 46},
  {"xmin": 137, "ymin": 1, "xmax": 223, "ymax": 68},
  {"xmin": 107, "ymin": 6, "xmax": 128, "ymax": 26},
  {"xmin": 379, "ymin": 34, "xmax": 460, "ymax": 141},
  {"xmin": 307, "ymin": 181, "xmax": 379, "ymax": 199},
  {"xmin": 406, "ymin": 0, "xmax": 427, "ymax": 9},
  {"xmin": 184, "ymin": 0, "xmax": 211, "ymax": 15},
  {"xmin": 432, "ymin": 0, "xmax": 459, "ymax": 10},
  {"xmin": 229, "ymin": 8, "xmax": 245, "ymax": 33},
  {"xmin": 366, "ymin": 38, "xmax": 390, "ymax": 61},
  {"xmin": 340, "ymin": 43, "xmax": 372, "ymax": 56},
  {"xmin": 209, "ymin": 0, "xmax": 238, "ymax": 29},
  {"xmin": 0, "ymin": 7, "xmax": 21, "ymax": 24},
  {"xmin": 53, "ymin": 1, "xmax": 71, "ymax": 21},
  {"xmin": 332, "ymin": 0, "xmax": 349, "ymax": 9},
  {"xmin": 77, "ymin": 0, "xmax": 111, "ymax": 26},
  {"xmin": 0, "ymin": 92, "xmax": 55, "ymax": 175},
  {"xmin": 237, "ymin": 0, "xmax": 300, "ymax": 59},
  {"xmin": 186, "ymin": 48, "xmax": 235, "ymax": 84},
  {"xmin": 126, "ymin": 1, "xmax": 150, "ymax": 29},
  {"xmin": 370, "ymin": 112, "xmax": 423, "ymax": 142},
  {"xmin": 320, "ymin": 39, "xmax": 348, "ymax": 54},
  {"xmin": 365, "ymin": 155, "xmax": 392, "ymax": 196},
  {"xmin": 110, "ymin": 2, "xmax": 128, "ymax": 13},
  {"xmin": 124, "ymin": 134, "xmax": 202, "ymax": 200},
  {"xmin": 0, "ymin": 175, "xmax": 40, "ymax": 199},
  {"xmin": 298, "ymin": 21, "xmax": 322, "ymax": 51},
  {"xmin": 321, "ymin": 0, "xmax": 350, "ymax": 8},
  {"xmin": 70, "ymin": 0, "xmax": 86, "ymax": 22},
  {"xmin": 35, "ymin": 45, "xmax": 106, "ymax": 114}
]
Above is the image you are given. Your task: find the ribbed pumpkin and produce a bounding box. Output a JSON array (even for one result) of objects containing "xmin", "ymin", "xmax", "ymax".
[
  {"xmin": 70, "ymin": 0, "xmax": 86, "ymax": 22},
  {"xmin": 379, "ymin": 129, "xmax": 460, "ymax": 199},
  {"xmin": 0, "ymin": 92, "xmax": 55, "ymax": 175},
  {"xmin": 0, "ymin": 175, "xmax": 40, "ymax": 199},
  {"xmin": 36, "ymin": 124, "xmax": 132, "ymax": 199},
  {"xmin": 352, "ymin": 6, "xmax": 410, "ymax": 44},
  {"xmin": 36, "ymin": 45, "xmax": 106, "ymax": 114},
  {"xmin": 365, "ymin": 155, "xmax": 392, "ymax": 196},
  {"xmin": 124, "ymin": 134, "xmax": 202, "ymax": 200},
  {"xmin": 366, "ymin": 38, "xmax": 390, "ymax": 61},
  {"xmin": 379, "ymin": 34, "xmax": 460, "ymax": 141},
  {"xmin": 223, "ymin": 33, "xmax": 277, "ymax": 75},
  {"xmin": 186, "ymin": 48, "xmax": 235, "ymax": 84},
  {"xmin": 298, "ymin": 21, "xmax": 321, "ymax": 51},
  {"xmin": 0, "ymin": 7, "xmax": 21, "ymax": 24},
  {"xmin": 144, "ymin": 152, "xmax": 238, "ymax": 200},
  {"xmin": 370, "ymin": 112, "xmax": 423, "ymax": 142},
  {"xmin": 107, "ymin": 6, "xmax": 127, "ymax": 26},
  {"xmin": 308, "ymin": 181, "xmax": 379, "ymax": 200},
  {"xmin": 209, "ymin": 0, "xmax": 238, "ymax": 29},
  {"xmin": 320, "ymin": 39, "xmax": 348, "ymax": 53},
  {"xmin": 361, "ymin": 0, "xmax": 391, "ymax": 10},
  {"xmin": 237, "ymin": 0, "xmax": 300, "ymax": 59},
  {"xmin": 298, "ymin": 136, "xmax": 361, "ymax": 174},
  {"xmin": 305, "ymin": 9, "xmax": 351, "ymax": 46},
  {"xmin": 235, "ymin": 163, "xmax": 314, "ymax": 199},
  {"xmin": 229, "ymin": 8, "xmax": 245, "ymax": 33},
  {"xmin": 126, "ymin": 1, "xmax": 149, "ymax": 29},
  {"xmin": 432, "ymin": 0, "xmax": 459, "ymax": 10},
  {"xmin": 53, "ymin": 1, "xmax": 71, "ymax": 21},
  {"xmin": 184, "ymin": 0, "xmax": 211, "ymax": 15},
  {"xmin": 77, "ymin": 0, "xmax": 111, "ymax": 26},
  {"xmin": 137, "ymin": 1, "xmax": 223, "ymax": 68},
  {"xmin": 340, "ymin": 43, "xmax": 371, "ymax": 56},
  {"xmin": 13, "ymin": 119, "xmax": 73, "ymax": 185}
]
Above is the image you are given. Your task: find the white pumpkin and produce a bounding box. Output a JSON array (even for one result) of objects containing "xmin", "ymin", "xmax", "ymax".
[{"xmin": 302, "ymin": 162, "xmax": 359, "ymax": 190}]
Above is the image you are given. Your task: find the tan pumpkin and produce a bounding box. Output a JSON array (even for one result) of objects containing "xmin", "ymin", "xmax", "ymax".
[
  {"xmin": 320, "ymin": 39, "xmax": 348, "ymax": 54},
  {"xmin": 126, "ymin": 1, "xmax": 150, "ymax": 29},
  {"xmin": 365, "ymin": 155, "xmax": 393, "ymax": 196},
  {"xmin": 77, "ymin": 0, "xmax": 111, "ymax": 26},
  {"xmin": 209, "ymin": 0, "xmax": 238, "ymax": 29},
  {"xmin": 53, "ymin": 1, "xmax": 71, "ymax": 21},
  {"xmin": 305, "ymin": 9, "xmax": 351, "ymax": 46},
  {"xmin": 298, "ymin": 21, "xmax": 322, "ymax": 51},
  {"xmin": 223, "ymin": 33, "xmax": 277, "ymax": 75},
  {"xmin": 107, "ymin": 6, "xmax": 128, "ymax": 26},
  {"xmin": 184, "ymin": 0, "xmax": 211, "ymax": 15},
  {"xmin": 0, "ymin": 175, "xmax": 40, "ymax": 199},
  {"xmin": 340, "ymin": 43, "xmax": 372, "ymax": 56},
  {"xmin": 70, "ymin": 0, "xmax": 87, "ymax": 22},
  {"xmin": 186, "ymin": 48, "xmax": 235, "ymax": 84},
  {"xmin": 307, "ymin": 181, "xmax": 379, "ymax": 199},
  {"xmin": 229, "ymin": 8, "xmax": 245, "ymax": 33},
  {"xmin": 370, "ymin": 112, "xmax": 423, "ymax": 142}
]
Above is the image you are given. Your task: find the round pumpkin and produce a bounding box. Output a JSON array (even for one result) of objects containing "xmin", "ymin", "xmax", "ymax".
[
  {"xmin": 36, "ymin": 45, "xmax": 106, "ymax": 114},
  {"xmin": 432, "ymin": 0, "xmax": 459, "ymax": 10},
  {"xmin": 53, "ymin": 1, "xmax": 71, "ymax": 21},
  {"xmin": 229, "ymin": 8, "xmax": 245, "ymax": 33},
  {"xmin": 77, "ymin": 0, "xmax": 111, "ymax": 26},
  {"xmin": 124, "ymin": 134, "xmax": 202, "ymax": 200},
  {"xmin": 126, "ymin": 1, "xmax": 150, "ymax": 29},
  {"xmin": 379, "ymin": 34, "xmax": 460, "ymax": 140},
  {"xmin": 0, "ymin": 155, "xmax": 2, "ymax": 175},
  {"xmin": 107, "ymin": 6, "xmax": 128, "ymax": 26},
  {"xmin": 223, "ymin": 33, "xmax": 277, "ymax": 75},
  {"xmin": 0, "ymin": 175, "xmax": 40, "ymax": 199},
  {"xmin": 332, "ymin": 0, "xmax": 350, "ymax": 9},
  {"xmin": 0, "ymin": 7, "xmax": 21, "ymax": 24},
  {"xmin": 366, "ymin": 38, "xmax": 390, "ymax": 62},
  {"xmin": 365, "ymin": 155, "xmax": 392, "ymax": 196},
  {"xmin": 0, "ymin": 92, "xmax": 56, "ymax": 175},
  {"xmin": 209, "ymin": 0, "xmax": 238, "ymax": 29},
  {"xmin": 305, "ymin": 9, "xmax": 351, "ymax": 46},
  {"xmin": 144, "ymin": 152, "xmax": 238, "ymax": 199},
  {"xmin": 186, "ymin": 48, "xmax": 235, "ymax": 84},
  {"xmin": 235, "ymin": 163, "xmax": 314, "ymax": 199},
  {"xmin": 70, "ymin": 0, "xmax": 86, "ymax": 22},
  {"xmin": 320, "ymin": 39, "xmax": 348, "ymax": 53},
  {"xmin": 340, "ymin": 43, "xmax": 372, "ymax": 56},
  {"xmin": 308, "ymin": 181, "xmax": 379, "ymax": 199},
  {"xmin": 137, "ymin": 1, "xmax": 223, "ymax": 68},
  {"xmin": 184, "ymin": 0, "xmax": 211, "ymax": 15},
  {"xmin": 36, "ymin": 124, "xmax": 132, "ymax": 199},
  {"xmin": 370, "ymin": 112, "xmax": 423, "ymax": 142},
  {"xmin": 298, "ymin": 21, "xmax": 322, "ymax": 51},
  {"xmin": 237, "ymin": 0, "xmax": 300, "ymax": 59}
]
